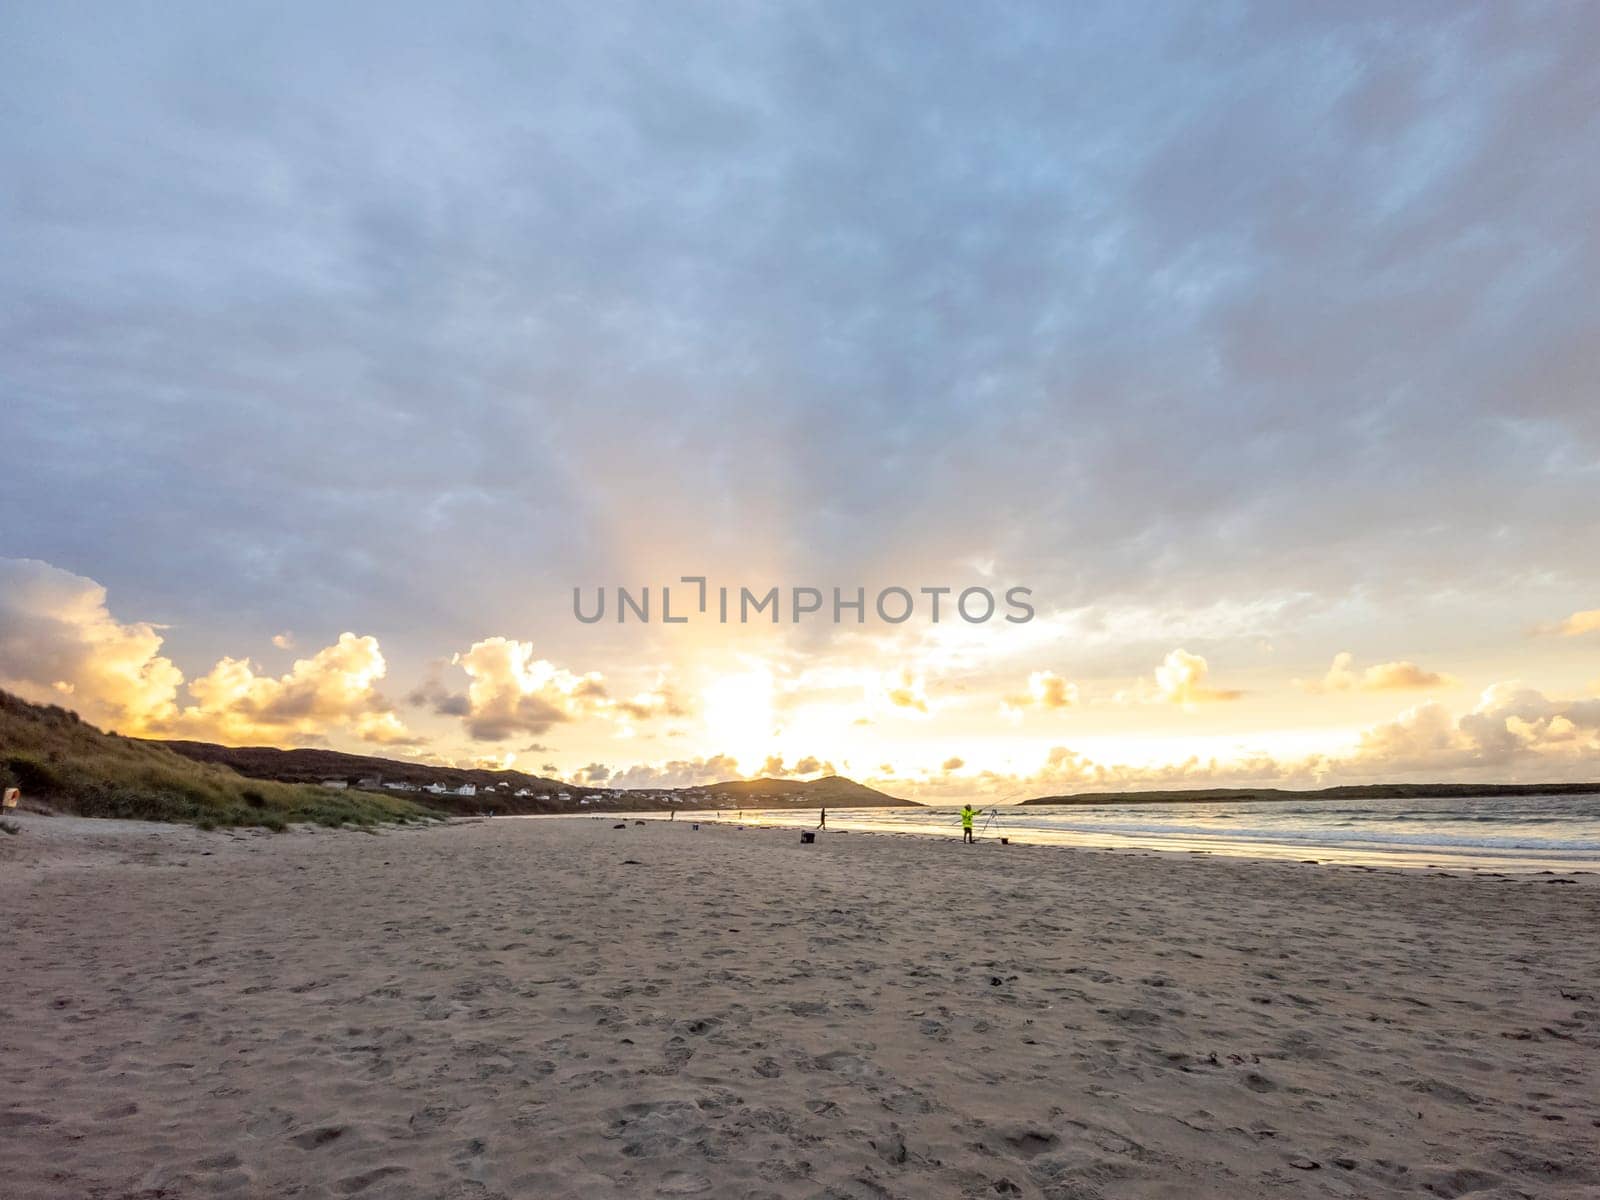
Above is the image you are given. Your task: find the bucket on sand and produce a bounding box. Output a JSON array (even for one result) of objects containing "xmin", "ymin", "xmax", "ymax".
[
  {"xmin": 2, "ymin": 787, "xmax": 18, "ymax": 809},
  {"xmin": 800, "ymin": 831, "xmax": 816, "ymax": 844}
]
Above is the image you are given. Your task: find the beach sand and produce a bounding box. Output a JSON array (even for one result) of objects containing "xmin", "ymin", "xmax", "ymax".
[{"xmin": 2, "ymin": 815, "xmax": 1597, "ymax": 1199}]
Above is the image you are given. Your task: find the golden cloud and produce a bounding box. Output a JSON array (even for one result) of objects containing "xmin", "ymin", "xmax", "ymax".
[
  {"xmin": 1154, "ymin": 648, "xmax": 1242, "ymax": 706},
  {"xmin": 1298, "ymin": 652, "xmax": 1455, "ymax": 693},
  {"xmin": 0, "ymin": 557, "xmax": 183, "ymax": 730},
  {"xmin": 872, "ymin": 667, "xmax": 932, "ymax": 715},
  {"xmin": 0, "ymin": 558, "xmax": 413, "ymax": 747},
  {"xmin": 452, "ymin": 637, "xmax": 609, "ymax": 741},
  {"xmin": 1535, "ymin": 608, "xmax": 1600, "ymax": 637},
  {"xmin": 1003, "ymin": 669, "xmax": 1080, "ymax": 716}
]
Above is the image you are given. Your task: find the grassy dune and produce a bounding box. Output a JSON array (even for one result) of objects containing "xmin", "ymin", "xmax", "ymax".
[{"xmin": 0, "ymin": 690, "xmax": 440, "ymax": 830}]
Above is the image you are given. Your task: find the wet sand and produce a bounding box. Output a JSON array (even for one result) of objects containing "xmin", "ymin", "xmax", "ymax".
[{"xmin": 2, "ymin": 814, "xmax": 1597, "ymax": 1198}]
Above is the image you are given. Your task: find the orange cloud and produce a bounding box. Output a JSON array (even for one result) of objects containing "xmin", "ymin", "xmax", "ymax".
[
  {"xmin": 1154, "ymin": 648, "xmax": 1242, "ymax": 706},
  {"xmin": 1298, "ymin": 652, "xmax": 1454, "ymax": 693},
  {"xmin": 0, "ymin": 557, "xmax": 183, "ymax": 731},
  {"xmin": 871, "ymin": 667, "xmax": 932, "ymax": 715},
  {"xmin": 0, "ymin": 558, "xmax": 412, "ymax": 746},
  {"xmin": 1003, "ymin": 669, "xmax": 1079, "ymax": 716},
  {"xmin": 452, "ymin": 637, "xmax": 609, "ymax": 740},
  {"xmin": 1536, "ymin": 608, "xmax": 1600, "ymax": 637}
]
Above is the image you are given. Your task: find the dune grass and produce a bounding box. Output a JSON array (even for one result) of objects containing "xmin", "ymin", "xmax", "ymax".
[{"xmin": 0, "ymin": 690, "xmax": 441, "ymax": 830}]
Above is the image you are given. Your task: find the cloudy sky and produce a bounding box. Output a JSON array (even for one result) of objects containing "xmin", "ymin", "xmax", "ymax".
[{"xmin": 2, "ymin": 2, "xmax": 1598, "ymax": 800}]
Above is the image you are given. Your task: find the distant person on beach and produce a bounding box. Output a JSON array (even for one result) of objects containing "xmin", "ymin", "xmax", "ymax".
[
  {"xmin": 960, "ymin": 804, "xmax": 978, "ymax": 843},
  {"xmin": 817, "ymin": 807, "xmax": 827, "ymax": 829}
]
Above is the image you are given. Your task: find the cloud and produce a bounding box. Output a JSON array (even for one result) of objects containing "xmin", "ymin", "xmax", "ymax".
[
  {"xmin": 171, "ymin": 632, "xmax": 418, "ymax": 746},
  {"xmin": 1535, "ymin": 608, "xmax": 1600, "ymax": 637},
  {"xmin": 1298, "ymin": 652, "xmax": 1455, "ymax": 693},
  {"xmin": 429, "ymin": 641, "xmax": 684, "ymax": 741},
  {"xmin": 0, "ymin": 557, "xmax": 183, "ymax": 730},
  {"xmin": 906, "ymin": 681, "xmax": 1600, "ymax": 802},
  {"xmin": 1003, "ymin": 669, "xmax": 1080, "ymax": 716},
  {"xmin": 872, "ymin": 668, "xmax": 932, "ymax": 715},
  {"xmin": 452, "ymin": 637, "xmax": 608, "ymax": 741},
  {"xmin": 1345, "ymin": 683, "xmax": 1600, "ymax": 777},
  {"xmin": 593, "ymin": 755, "xmax": 745, "ymax": 790},
  {"xmin": 1153, "ymin": 649, "xmax": 1242, "ymax": 706},
  {"xmin": 942, "ymin": 756, "xmax": 965, "ymax": 772},
  {"xmin": 0, "ymin": 558, "xmax": 412, "ymax": 746},
  {"xmin": 271, "ymin": 632, "xmax": 295, "ymax": 649},
  {"xmin": 706, "ymin": 752, "xmax": 831, "ymax": 781},
  {"xmin": 609, "ymin": 680, "xmax": 688, "ymax": 723},
  {"xmin": 406, "ymin": 675, "xmax": 471, "ymax": 717}
]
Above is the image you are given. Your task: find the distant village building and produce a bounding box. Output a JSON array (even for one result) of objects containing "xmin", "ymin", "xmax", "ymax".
[
  {"xmin": 320, "ymin": 779, "xmax": 348, "ymax": 790},
  {"xmin": 456, "ymin": 784, "xmax": 477, "ymax": 797},
  {"xmin": 356, "ymin": 776, "xmax": 382, "ymax": 790},
  {"xmin": 383, "ymin": 781, "xmax": 418, "ymax": 792},
  {"xmin": 514, "ymin": 787, "xmax": 532, "ymax": 797},
  {"xmin": 425, "ymin": 782, "xmax": 448, "ymax": 794}
]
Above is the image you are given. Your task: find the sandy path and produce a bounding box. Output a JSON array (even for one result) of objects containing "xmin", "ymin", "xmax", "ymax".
[{"xmin": 2, "ymin": 815, "xmax": 1597, "ymax": 1199}]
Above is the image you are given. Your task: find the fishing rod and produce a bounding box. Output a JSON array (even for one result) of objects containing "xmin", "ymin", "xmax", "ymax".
[{"xmin": 977, "ymin": 786, "xmax": 1028, "ymax": 837}]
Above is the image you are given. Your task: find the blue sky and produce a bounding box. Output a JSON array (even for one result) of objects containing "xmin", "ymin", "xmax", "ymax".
[{"xmin": 2, "ymin": 2, "xmax": 1598, "ymax": 797}]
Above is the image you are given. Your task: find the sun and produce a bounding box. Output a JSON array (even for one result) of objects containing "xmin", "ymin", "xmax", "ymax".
[{"xmin": 699, "ymin": 668, "xmax": 777, "ymax": 770}]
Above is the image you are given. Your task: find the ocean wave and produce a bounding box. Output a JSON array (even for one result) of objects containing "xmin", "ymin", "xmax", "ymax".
[{"xmin": 961, "ymin": 817, "xmax": 1600, "ymax": 852}]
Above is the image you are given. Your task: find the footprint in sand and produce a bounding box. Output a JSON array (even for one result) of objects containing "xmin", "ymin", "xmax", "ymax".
[
  {"xmin": 336, "ymin": 1166, "xmax": 406, "ymax": 1194},
  {"xmin": 290, "ymin": 1124, "xmax": 347, "ymax": 1149}
]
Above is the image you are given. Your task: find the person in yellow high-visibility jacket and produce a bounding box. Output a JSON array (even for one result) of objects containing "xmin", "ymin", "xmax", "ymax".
[{"xmin": 960, "ymin": 804, "xmax": 978, "ymax": 844}]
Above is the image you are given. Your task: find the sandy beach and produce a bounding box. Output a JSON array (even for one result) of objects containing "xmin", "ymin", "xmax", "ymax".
[{"xmin": 2, "ymin": 815, "xmax": 1597, "ymax": 1200}]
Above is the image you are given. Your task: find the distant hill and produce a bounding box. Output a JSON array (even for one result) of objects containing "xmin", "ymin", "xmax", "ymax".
[
  {"xmin": 155, "ymin": 739, "xmax": 910, "ymax": 814},
  {"xmin": 678, "ymin": 776, "xmax": 914, "ymax": 808},
  {"xmin": 0, "ymin": 689, "xmax": 433, "ymax": 829},
  {"xmin": 1021, "ymin": 782, "xmax": 1600, "ymax": 806}
]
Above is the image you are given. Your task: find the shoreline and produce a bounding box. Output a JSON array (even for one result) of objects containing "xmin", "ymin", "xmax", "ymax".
[
  {"xmin": 532, "ymin": 808, "xmax": 1600, "ymax": 876},
  {"xmin": 9, "ymin": 806, "xmax": 1600, "ymax": 876}
]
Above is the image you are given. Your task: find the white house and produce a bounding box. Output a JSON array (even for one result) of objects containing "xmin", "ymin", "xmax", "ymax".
[
  {"xmin": 320, "ymin": 779, "xmax": 348, "ymax": 790},
  {"xmin": 457, "ymin": 783, "xmax": 477, "ymax": 797},
  {"xmin": 425, "ymin": 782, "xmax": 448, "ymax": 794}
]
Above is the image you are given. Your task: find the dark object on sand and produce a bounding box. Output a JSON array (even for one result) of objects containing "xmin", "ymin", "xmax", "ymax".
[
  {"xmin": 800, "ymin": 831, "xmax": 816, "ymax": 844},
  {"xmin": 613, "ymin": 823, "xmax": 627, "ymax": 829},
  {"xmin": 999, "ymin": 837, "xmax": 1009, "ymax": 845},
  {"xmin": 634, "ymin": 820, "xmax": 645, "ymax": 826},
  {"xmin": 621, "ymin": 859, "xmax": 643, "ymax": 865},
  {"xmin": 692, "ymin": 823, "xmax": 700, "ymax": 830}
]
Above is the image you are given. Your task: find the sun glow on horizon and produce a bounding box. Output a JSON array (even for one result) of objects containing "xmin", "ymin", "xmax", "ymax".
[{"xmin": 697, "ymin": 668, "xmax": 779, "ymax": 772}]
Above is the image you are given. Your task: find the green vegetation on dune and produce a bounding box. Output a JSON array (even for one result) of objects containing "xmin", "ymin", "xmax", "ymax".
[{"xmin": 0, "ymin": 690, "xmax": 442, "ymax": 830}]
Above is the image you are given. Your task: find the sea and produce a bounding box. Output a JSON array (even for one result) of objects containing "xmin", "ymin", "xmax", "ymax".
[{"xmin": 704, "ymin": 793, "xmax": 1600, "ymax": 872}]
